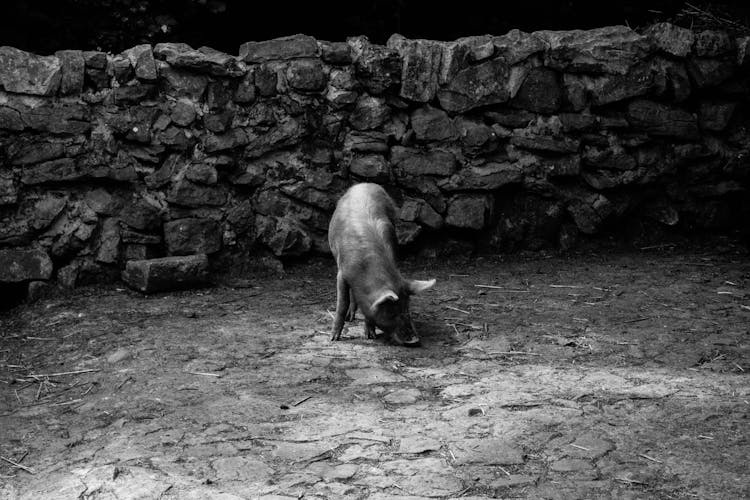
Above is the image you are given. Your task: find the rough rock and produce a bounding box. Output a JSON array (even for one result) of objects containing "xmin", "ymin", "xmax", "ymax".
[
  {"xmin": 566, "ymin": 191, "xmax": 614, "ymax": 234},
  {"xmin": 0, "ymin": 171, "xmax": 17, "ymax": 205},
  {"xmin": 439, "ymin": 162, "xmax": 524, "ymax": 191},
  {"xmin": 398, "ymin": 198, "xmax": 443, "ymax": 229},
  {"xmin": 286, "ymin": 58, "xmax": 326, "ymax": 91},
  {"xmin": 493, "ymin": 29, "xmax": 547, "ymax": 64},
  {"xmin": 391, "ymin": 146, "xmax": 457, "ymax": 176},
  {"xmin": 164, "ymin": 218, "xmax": 222, "ymax": 255},
  {"xmin": 540, "ymin": 26, "xmax": 652, "ymax": 74},
  {"xmin": 95, "ymin": 218, "xmax": 121, "ymax": 264},
  {"xmin": 693, "ymin": 30, "xmax": 734, "ymax": 57},
  {"xmin": 349, "ymin": 36, "xmax": 401, "ymax": 95},
  {"xmin": 511, "ymin": 67, "xmax": 563, "ymax": 113},
  {"xmin": 185, "ymin": 163, "xmax": 218, "ymax": 185},
  {"xmin": 349, "ymin": 96, "xmax": 390, "ymax": 130},
  {"xmin": 55, "ymin": 50, "xmax": 85, "ymax": 95},
  {"xmin": 687, "ymin": 58, "xmax": 735, "ymax": 88},
  {"xmin": 0, "ymin": 248, "xmax": 54, "ymax": 282},
  {"xmin": 445, "ymin": 195, "xmax": 492, "ymax": 230},
  {"xmin": 122, "ymin": 254, "xmax": 210, "ymax": 293},
  {"xmin": 167, "ymin": 178, "xmax": 227, "ymax": 207},
  {"xmin": 349, "ymin": 155, "xmax": 390, "ymax": 181},
  {"xmin": 125, "ymin": 44, "xmax": 158, "ymax": 80},
  {"xmin": 410, "ymin": 105, "xmax": 456, "ymax": 141},
  {"xmin": 397, "ymin": 221, "xmax": 422, "ymax": 245},
  {"xmin": 627, "ymin": 99, "xmax": 699, "ymax": 139},
  {"xmin": 644, "ymin": 22, "xmax": 695, "ymax": 57},
  {"xmin": 154, "ymin": 43, "xmax": 244, "ymax": 76},
  {"xmin": 438, "ymin": 58, "xmax": 516, "ymax": 113},
  {"xmin": 698, "ymin": 101, "xmax": 737, "ymax": 131},
  {"xmin": 256, "ymin": 215, "xmax": 312, "ymax": 257},
  {"xmin": 387, "ymin": 35, "xmax": 442, "ymax": 102},
  {"xmin": 120, "ymin": 200, "xmax": 162, "ymax": 231},
  {"xmin": 0, "ymin": 47, "xmax": 62, "ymax": 95},
  {"xmin": 240, "ymin": 34, "xmax": 319, "ymax": 63},
  {"xmin": 320, "ymin": 41, "xmax": 353, "ymax": 65}
]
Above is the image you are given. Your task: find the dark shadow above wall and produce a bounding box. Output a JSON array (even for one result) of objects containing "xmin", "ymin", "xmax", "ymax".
[{"xmin": 3, "ymin": 0, "xmax": 750, "ymax": 55}]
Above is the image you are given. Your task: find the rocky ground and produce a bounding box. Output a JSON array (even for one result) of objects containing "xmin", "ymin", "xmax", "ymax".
[{"xmin": 1, "ymin": 242, "xmax": 749, "ymax": 500}]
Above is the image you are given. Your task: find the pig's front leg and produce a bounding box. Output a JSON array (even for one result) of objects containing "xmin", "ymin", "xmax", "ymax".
[
  {"xmin": 364, "ymin": 318, "xmax": 376, "ymax": 339},
  {"xmin": 331, "ymin": 271, "xmax": 350, "ymax": 341},
  {"xmin": 346, "ymin": 288, "xmax": 357, "ymax": 321}
]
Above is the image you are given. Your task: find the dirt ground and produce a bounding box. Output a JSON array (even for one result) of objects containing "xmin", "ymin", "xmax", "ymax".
[{"xmin": 1, "ymin": 241, "xmax": 749, "ymax": 500}]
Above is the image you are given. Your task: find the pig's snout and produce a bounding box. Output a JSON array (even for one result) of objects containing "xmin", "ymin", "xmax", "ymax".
[{"xmin": 389, "ymin": 315, "xmax": 421, "ymax": 347}]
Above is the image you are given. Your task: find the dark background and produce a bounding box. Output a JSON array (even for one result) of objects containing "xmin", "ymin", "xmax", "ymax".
[{"xmin": 1, "ymin": 1, "xmax": 749, "ymax": 55}]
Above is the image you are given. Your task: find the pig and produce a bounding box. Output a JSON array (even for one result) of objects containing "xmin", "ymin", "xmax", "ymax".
[{"xmin": 328, "ymin": 183, "xmax": 435, "ymax": 346}]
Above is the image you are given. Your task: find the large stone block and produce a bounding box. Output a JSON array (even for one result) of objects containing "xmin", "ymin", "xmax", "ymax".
[
  {"xmin": 644, "ymin": 22, "xmax": 694, "ymax": 57},
  {"xmin": 286, "ymin": 58, "xmax": 326, "ymax": 91},
  {"xmin": 698, "ymin": 101, "xmax": 737, "ymax": 132},
  {"xmin": 55, "ymin": 50, "xmax": 85, "ymax": 95},
  {"xmin": 493, "ymin": 29, "xmax": 547, "ymax": 65},
  {"xmin": 445, "ymin": 195, "xmax": 493, "ymax": 230},
  {"xmin": 256, "ymin": 215, "xmax": 312, "ymax": 257},
  {"xmin": 391, "ymin": 146, "xmax": 457, "ymax": 176},
  {"xmin": 154, "ymin": 43, "xmax": 245, "ymax": 76},
  {"xmin": 320, "ymin": 41, "xmax": 352, "ymax": 65},
  {"xmin": 0, "ymin": 171, "xmax": 17, "ymax": 205},
  {"xmin": 349, "ymin": 155, "xmax": 390, "ymax": 181},
  {"xmin": 0, "ymin": 248, "xmax": 53, "ymax": 282},
  {"xmin": 540, "ymin": 26, "xmax": 652, "ymax": 74},
  {"xmin": 122, "ymin": 254, "xmax": 210, "ymax": 293},
  {"xmin": 0, "ymin": 47, "xmax": 61, "ymax": 95},
  {"xmin": 510, "ymin": 67, "xmax": 562, "ymax": 113},
  {"xmin": 410, "ymin": 105, "xmax": 456, "ymax": 141},
  {"xmin": 438, "ymin": 163, "xmax": 523, "ymax": 191},
  {"xmin": 164, "ymin": 218, "xmax": 222, "ymax": 255},
  {"xmin": 387, "ymin": 35, "xmax": 442, "ymax": 102},
  {"xmin": 693, "ymin": 30, "xmax": 733, "ymax": 57},
  {"xmin": 687, "ymin": 58, "xmax": 736, "ymax": 88},
  {"xmin": 125, "ymin": 44, "xmax": 158, "ymax": 80},
  {"xmin": 437, "ymin": 58, "xmax": 513, "ymax": 113},
  {"xmin": 627, "ymin": 99, "xmax": 699, "ymax": 139},
  {"xmin": 349, "ymin": 96, "xmax": 390, "ymax": 131},
  {"xmin": 349, "ymin": 36, "xmax": 401, "ymax": 95},
  {"xmin": 167, "ymin": 178, "xmax": 227, "ymax": 207},
  {"xmin": 240, "ymin": 34, "xmax": 319, "ymax": 63}
]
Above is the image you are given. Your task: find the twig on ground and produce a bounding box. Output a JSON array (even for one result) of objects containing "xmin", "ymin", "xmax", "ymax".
[
  {"xmin": 489, "ymin": 351, "xmax": 542, "ymax": 356},
  {"xmin": 445, "ymin": 306, "xmax": 471, "ymax": 315},
  {"xmin": 698, "ymin": 435, "xmax": 714, "ymax": 440},
  {"xmin": 293, "ymin": 396, "xmax": 313, "ymax": 407},
  {"xmin": 116, "ymin": 376, "xmax": 133, "ymax": 390},
  {"xmin": 29, "ymin": 369, "xmax": 100, "ymax": 378},
  {"xmin": 498, "ymin": 465, "xmax": 512, "ymax": 477},
  {"xmin": 569, "ymin": 444, "xmax": 590, "ymax": 451},
  {"xmin": 615, "ymin": 476, "xmax": 648, "ymax": 485},
  {"xmin": 639, "ymin": 243, "xmax": 676, "ymax": 251},
  {"xmin": 0, "ymin": 456, "xmax": 35, "ymax": 474},
  {"xmin": 550, "ymin": 285, "xmax": 581, "ymax": 288},
  {"xmin": 186, "ymin": 371, "xmax": 221, "ymax": 377},
  {"xmin": 639, "ymin": 453, "xmax": 663, "ymax": 464}
]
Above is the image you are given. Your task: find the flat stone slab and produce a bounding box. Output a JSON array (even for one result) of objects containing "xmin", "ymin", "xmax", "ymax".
[
  {"xmin": 121, "ymin": 254, "xmax": 210, "ymax": 293},
  {"xmin": 345, "ymin": 368, "xmax": 407, "ymax": 385},
  {"xmin": 397, "ymin": 436, "xmax": 442, "ymax": 454},
  {"xmin": 450, "ymin": 438, "xmax": 524, "ymax": 465},
  {"xmin": 0, "ymin": 248, "xmax": 53, "ymax": 282}
]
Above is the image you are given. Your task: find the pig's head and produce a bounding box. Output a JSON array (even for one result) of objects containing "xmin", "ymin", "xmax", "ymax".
[{"xmin": 369, "ymin": 278, "xmax": 436, "ymax": 345}]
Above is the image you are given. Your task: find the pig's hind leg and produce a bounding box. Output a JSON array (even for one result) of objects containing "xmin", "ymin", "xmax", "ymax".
[
  {"xmin": 346, "ymin": 289, "xmax": 357, "ymax": 321},
  {"xmin": 331, "ymin": 271, "xmax": 350, "ymax": 341}
]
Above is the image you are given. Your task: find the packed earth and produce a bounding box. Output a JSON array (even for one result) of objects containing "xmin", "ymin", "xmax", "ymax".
[{"xmin": 1, "ymin": 241, "xmax": 749, "ymax": 500}]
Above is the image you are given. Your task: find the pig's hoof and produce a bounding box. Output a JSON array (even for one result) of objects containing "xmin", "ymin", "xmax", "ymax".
[{"xmin": 403, "ymin": 338, "xmax": 421, "ymax": 348}]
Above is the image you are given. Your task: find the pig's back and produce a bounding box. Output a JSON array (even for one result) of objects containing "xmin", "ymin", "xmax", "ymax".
[{"xmin": 328, "ymin": 183, "xmax": 397, "ymax": 265}]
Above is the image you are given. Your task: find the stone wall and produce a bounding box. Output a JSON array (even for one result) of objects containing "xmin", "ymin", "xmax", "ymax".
[{"xmin": 1, "ymin": 24, "xmax": 749, "ymax": 295}]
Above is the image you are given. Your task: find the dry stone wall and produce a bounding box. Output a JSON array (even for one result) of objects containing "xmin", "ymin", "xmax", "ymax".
[{"xmin": 1, "ymin": 24, "xmax": 749, "ymax": 294}]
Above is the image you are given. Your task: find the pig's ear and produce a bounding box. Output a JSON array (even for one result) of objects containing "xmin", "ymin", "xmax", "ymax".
[
  {"xmin": 407, "ymin": 279, "xmax": 436, "ymax": 295},
  {"xmin": 372, "ymin": 290, "xmax": 399, "ymax": 310}
]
